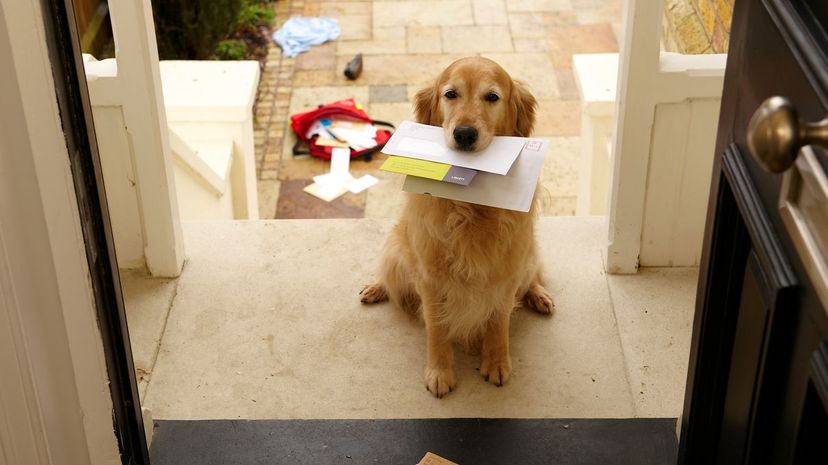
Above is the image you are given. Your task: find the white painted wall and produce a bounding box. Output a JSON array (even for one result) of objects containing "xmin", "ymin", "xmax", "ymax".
[{"xmin": 0, "ymin": 0, "xmax": 121, "ymax": 463}]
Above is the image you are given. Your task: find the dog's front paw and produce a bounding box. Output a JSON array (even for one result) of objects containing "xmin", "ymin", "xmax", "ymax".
[
  {"xmin": 523, "ymin": 283, "xmax": 554, "ymax": 315},
  {"xmin": 424, "ymin": 366, "xmax": 456, "ymax": 398},
  {"xmin": 360, "ymin": 283, "xmax": 388, "ymax": 304},
  {"xmin": 480, "ymin": 356, "xmax": 512, "ymax": 387}
]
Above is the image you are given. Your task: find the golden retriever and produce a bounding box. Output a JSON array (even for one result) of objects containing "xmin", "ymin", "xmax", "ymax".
[{"xmin": 360, "ymin": 57, "xmax": 553, "ymax": 398}]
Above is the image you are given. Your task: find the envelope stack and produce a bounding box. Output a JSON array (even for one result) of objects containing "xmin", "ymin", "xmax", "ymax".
[{"xmin": 379, "ymin": 121, "xmax": 550, "ymax": 212}]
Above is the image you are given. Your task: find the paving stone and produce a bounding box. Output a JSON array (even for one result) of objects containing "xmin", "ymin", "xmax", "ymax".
[
  {"xmin": 506, "ymin": 0, "xmax": 573, "ymax": 12},
  {"xmin": 319, "ymin": 1, "xmax": 372, "ymax": 15},
  {"xmin": 260, "ymin": 169, "xmax": 279, "ymax": 180},
  {"xmin": 442, "ymin": 25, "xmax": 514, "ymax": 53},
  {"xmin": 369, "ymin": 85, "xmax": 409, "ymax": 103},
  {"xmin": 407, "ymin": 26, "xmax": 442, "ymax": 53},
  {"xmin": 482, "ymin": 52, "xmax": 560, "ymax": 99},
  {"xmin": 539, "ymin": 9, "xmax": 580, "ymax": 26},
  {"xmin": 275, "ymin": 179, "xmax": 366, "ymax": 219},
  {"xmin": 334, "ymin": 54, "xmax": 466, "ymax": 86},
  {"xmin": 295, "ymin": 42, "xmax": 337, "ymax": 70},
  {"xmin": 336, "ymin": 27, "xmax": 408, "ymax": 55},
  {"xmin": 374, "ymin": 1, "xmax": 474, "ymax": 26},
  {"xmin": 472, "ymin": 0, "xmax": 508, "ymax": 25},
  {"xmin": 288, "ymin": 86, "xmax": 370, "ymax": 114},
  {"xmin": 538, "ymin": 136, "xmax": 580, "ymax": 197},
  {"xmin": 547, "ymin": 22, "xmax": 618, "ymax": 69},
  {"xmin": 534, "ymin": 99, "xmax": 581, "ymax": 136},
  {"xmin": 278, "ymin": 158, "xmax": 331, "ymax": 181},
  {"xmin": 555, "ymin": 68, "xmax": 580, "ymax": 100},
  {"xmin": 508, "ymin": 13, "xmax": 548, "ymax": 39},
  {"xmin": 572, "ymin": 0, "xmax": 623, "ymax": 25},
  {"xmin": 292, "ymin": 69, "xmax": 338, "ymax": 86},
  {"xmin": 368, "ymin": 102, "xmax": 414, "ymax": 126},
  {"xmin": 256, "ymin": 179, "xmax": 280, "ymax": 219},
  {"xmin": 514, "ymin": 38, "xmax": 549, "ymax": 52},
  {"xmin": 338, "ymin": 15, "xmax": 372, "ymax": 40}
]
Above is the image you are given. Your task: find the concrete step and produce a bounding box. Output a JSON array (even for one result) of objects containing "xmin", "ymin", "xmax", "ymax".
[{"xmin": 122, "ymin": 217, "xmax": 697, "ymax": 421}]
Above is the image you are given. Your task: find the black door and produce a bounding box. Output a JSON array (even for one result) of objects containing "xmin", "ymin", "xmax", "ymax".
[{"xmin": 680, "ymin": 0, "xmax": 828, "ymax": 464}]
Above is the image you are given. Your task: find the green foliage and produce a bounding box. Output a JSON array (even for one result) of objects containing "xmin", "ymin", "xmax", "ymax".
[
  {"xmin": 152, "ymin": 0, "xmax": 244, "ymax": 59},
  {"xmin": 236, "ymin": 0, "xmax": 275, "ymax": 31},
  {"xmin": 213, "ymin": 39, "xmax": 247, "ymax": 60}
]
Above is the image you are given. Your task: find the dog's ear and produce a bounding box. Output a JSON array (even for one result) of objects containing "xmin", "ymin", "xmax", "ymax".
[
  {"xmin": 510, "ymin": 80, "xmax": 537, "ymax": 137},
  {"xmin": 414, "ymin": 84, "xmax": 441, "ymax": 125}
]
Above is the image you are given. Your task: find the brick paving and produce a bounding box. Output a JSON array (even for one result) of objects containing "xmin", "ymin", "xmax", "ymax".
[{"xmin": 255, "ymin": 0, "xmax": 622, "ymax": 219}]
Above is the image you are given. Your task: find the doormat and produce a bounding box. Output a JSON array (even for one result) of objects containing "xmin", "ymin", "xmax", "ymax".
[{"xmin": 150, "ymin": 418, "xmax": 677, "ymax": 465}]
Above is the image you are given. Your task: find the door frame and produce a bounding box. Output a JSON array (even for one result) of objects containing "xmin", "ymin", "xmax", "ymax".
[{"xmin": 0, "ymin": 0, "xmax": 148, "ymax": 463}]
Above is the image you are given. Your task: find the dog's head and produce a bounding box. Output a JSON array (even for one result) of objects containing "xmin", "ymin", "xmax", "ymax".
[{"xmin": 413, "ymin": 57, "xmax": 537, "ymax": 152}]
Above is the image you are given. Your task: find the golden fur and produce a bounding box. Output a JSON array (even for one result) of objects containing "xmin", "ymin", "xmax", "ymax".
[{"xmin": 360, "ymin": 57, "xmax": 553, "ymax": 398}]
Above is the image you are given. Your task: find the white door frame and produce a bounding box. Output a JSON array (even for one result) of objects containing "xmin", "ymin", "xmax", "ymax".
[{"xmin": 0, "ymin": 0, "xmax": 122, "ymax": 463}]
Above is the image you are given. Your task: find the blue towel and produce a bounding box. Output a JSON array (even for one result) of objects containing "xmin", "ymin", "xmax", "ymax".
[{"xmin": 272, "ymin": 17, "xmax": 341, "ymax": 58}]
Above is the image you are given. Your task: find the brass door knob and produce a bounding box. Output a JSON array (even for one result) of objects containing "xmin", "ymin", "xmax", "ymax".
[{"xmin": 747, "ymin": 96, "xmax": 828, "ymax": 173}]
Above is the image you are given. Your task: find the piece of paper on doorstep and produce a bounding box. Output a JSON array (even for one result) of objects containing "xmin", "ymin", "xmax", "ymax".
[
  {"xmin": 402, "ymin": 138, "xmax": 549, "ymax": 212},
  {"xmin": 303, "ymin": 181, "xmax": 348, "ymax": 202},
  {"xmin": 381, "ymin": 156, "xmax": 476, "ymax": 186},
  {"xmin": 418, "ymin": 452, "xmax": 459, "ymax": 465},
  {"xmin": 313, "ymin": 172, "xmax": 353, "ymax": 186},
  {"xmin": 382, "ymin": 121, "xmax": 526, "ymax": 175},
  {"xmin": 330, "ymin": 147, "xmax": 351, "ymax": 176},
  {"xmin": 347, "ymin": 174, "xmax": 378, "ymax": 193}
]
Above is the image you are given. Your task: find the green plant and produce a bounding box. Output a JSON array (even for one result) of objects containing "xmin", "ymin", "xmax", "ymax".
[
  {"xmin": 213, "ymin": 39, "xmax": 247, "ymax": 60},
  {"xmin": 152, "ymin": 0, "xmax": 244, "ymax": 59},
  {"xmin": 236, "ymin": 0, "xmax": 275, "ymax": 31}
]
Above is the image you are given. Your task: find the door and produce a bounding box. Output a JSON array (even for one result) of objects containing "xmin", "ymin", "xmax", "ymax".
[{"xmin": 680, "ymin": 0, "xmax": 828, "ymax": 464}]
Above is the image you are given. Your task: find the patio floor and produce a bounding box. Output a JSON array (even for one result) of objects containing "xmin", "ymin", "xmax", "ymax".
[{"xmin": 254, "ymin": 0, "xmax": 622, "ymax": 219}]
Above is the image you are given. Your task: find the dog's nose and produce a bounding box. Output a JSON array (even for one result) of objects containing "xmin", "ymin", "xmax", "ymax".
[{"xmin": 453, "ymin": 125, "xmax": 478, "ymax": 149}]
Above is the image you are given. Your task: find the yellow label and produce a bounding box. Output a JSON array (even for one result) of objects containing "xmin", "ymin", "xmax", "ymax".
[{"xmin": 380, "ymin": 156, "xmax": 451, "ymax": 181}]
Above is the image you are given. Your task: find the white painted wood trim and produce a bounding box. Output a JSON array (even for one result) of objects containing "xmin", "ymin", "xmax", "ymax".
[
  {"xmin": 109, "ymin": 0, "xmax": 184, "ymax": 277},
  {"xmin": 606, "ymin": 0, "xmax": 725, "ymax": 273},
  {"xmin": 0, "ymin": 0, "xmax": 122, "ymax": 463}
]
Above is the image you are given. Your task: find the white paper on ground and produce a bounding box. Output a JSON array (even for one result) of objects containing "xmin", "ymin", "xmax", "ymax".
[
  {"xmin": 382, "ymin": 120, "xmax": 527, "ymax": 175},
  {"xmin": 303, "ymin": 182, "xmax": 348, "ymax": 202},
  {"xmin": 313, "ymin": 172, "xmax": 354, "ymax": 186},
  {"xmin": 402, "ymin": 138, "xmax": 549, "ymax": 212},
  {"xmin": 347, "ymin": 174, "xmax": 379, "ymax": 193},
  {"xmin": 330, "ymin": 147, "xmax": 351, "ymax": 176}
]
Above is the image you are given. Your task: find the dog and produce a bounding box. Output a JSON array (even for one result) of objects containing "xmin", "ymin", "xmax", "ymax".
[{"xmin": 360, "ymin": 57, "xmax": 554, "ymax": 398}]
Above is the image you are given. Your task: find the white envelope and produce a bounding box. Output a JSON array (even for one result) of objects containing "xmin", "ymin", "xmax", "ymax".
[
  {"xmin": 382, "ymin": 121, "xmax": 527, "ymax": 175},
  {"xmin": 402, "ymin": 138, "xmax": 549, "ymax": 212}
]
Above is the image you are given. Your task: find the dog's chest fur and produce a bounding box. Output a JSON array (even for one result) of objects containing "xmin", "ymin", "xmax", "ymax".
[{"xmin": 404, "ymin": 197, "xmax": 535, "ymax": 342}]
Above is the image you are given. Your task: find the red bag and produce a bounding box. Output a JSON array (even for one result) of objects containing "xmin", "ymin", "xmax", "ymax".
[{"xmin": 289, "ymin": 98, "xmax": 394, "ymax": 161}]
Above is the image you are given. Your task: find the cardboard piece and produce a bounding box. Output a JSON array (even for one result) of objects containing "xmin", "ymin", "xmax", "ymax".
[
  {"xmin": 380, "ymin": 156, "xmax": 476, "ymax": 186},
  {"xmin": 382, "ymin": 121, "xmax": 527, "ymax": 175},
  {"xmin": 418, "ymin": 452, "xmax": 459, "ymax": 465},
  {"xmin": 402, "ymin": 138, "xmax": 549, "ymax": 212}
]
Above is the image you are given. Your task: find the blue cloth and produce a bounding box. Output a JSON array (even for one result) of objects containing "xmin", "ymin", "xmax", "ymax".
[{"xmin": 272, "ymin": 17, "xmax": 340, "ymax": 57}]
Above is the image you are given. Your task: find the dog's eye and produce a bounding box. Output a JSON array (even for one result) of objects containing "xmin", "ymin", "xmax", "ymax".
[
  {"xmin": 485, "ymin": 93, "xmax": 500, "ymax": 102},
  {"xmin": 444, "ymin": 90, "xmax": 458, "ymax": 99}
]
